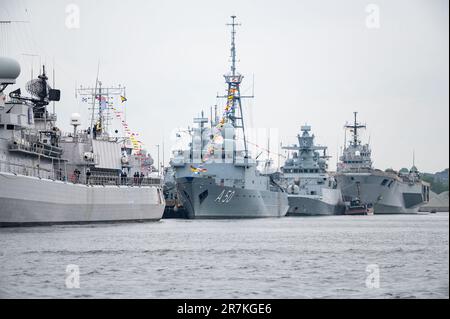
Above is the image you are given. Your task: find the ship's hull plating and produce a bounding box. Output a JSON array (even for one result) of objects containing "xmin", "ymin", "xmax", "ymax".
[
  {"xmin": 287, "ymin": 189, "xmax": 346, "ymax": 216},
  {"xmin": 0, "ymin": 173, "xmax": 165, "ymax": 226},
  {"xmin": 176, "ymin": 177, "xmax": 289, "ymax": 219},
  {"xmin": 336, "ymin": 172, "xmax": 427, "ymax": 214}
]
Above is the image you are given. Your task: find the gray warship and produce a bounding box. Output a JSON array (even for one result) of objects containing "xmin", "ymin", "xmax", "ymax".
[
  {"xmin": 170, "ymin": 16, "xmax": 289, "ymax": 219},
  {"xmin": 0, "ymin": 56, "xmax": 165, "ymax": 226},
  {"xmin": 279, "ymin": 125, "xmax": 345, "ymax": 216},
  {"xmin": 335, "ymin": 112, "xmax": 430, "ymax": 214}
]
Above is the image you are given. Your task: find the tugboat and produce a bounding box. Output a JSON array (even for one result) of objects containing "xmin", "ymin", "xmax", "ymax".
[
  {"xmin": 346, "ymin": 199, "xmax": 374, "ymax": 215},
  {"xmin": 279, "ymin": 125, "xmax": 345, "ymax": 216},
  {"xmin": 0, "ymin": 56, "xmax": 165, "ymax": 226},
  {"xmin": 170, "ymin": 16, "xmax": 289, "ymax": 219},
  {"xmin": 344, "ymin": 182, "xmax": 374, "ymax": 215}
]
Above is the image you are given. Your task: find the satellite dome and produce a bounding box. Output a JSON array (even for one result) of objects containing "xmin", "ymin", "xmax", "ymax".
[
  {"xmin": 70, "ymin": 113, "xmax": 82, "ymax": 127},
  {"xmin": 70, "ymin": 113, "xmax": 81, "ymax": 121},
  {"xmin": 0, "ymin": 57, "xmax": 21, "ymax": 84}
]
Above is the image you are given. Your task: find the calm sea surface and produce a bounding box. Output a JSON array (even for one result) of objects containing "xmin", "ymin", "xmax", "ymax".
[{"xmin": 0, "ymin": 213, "xmax": 448, "ymax": 299}]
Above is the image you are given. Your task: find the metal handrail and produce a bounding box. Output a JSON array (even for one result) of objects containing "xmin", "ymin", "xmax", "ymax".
[
  {"xmin": 80, "ymin": 175, "xmax": 162, "ymax": 187},
  {"xmin": 0, "ymin": 161, "xmax": 162, "ymax": 187},
  {"xmin": 0, "ymin": 160, "xmax": 55, "ymax": 179}
]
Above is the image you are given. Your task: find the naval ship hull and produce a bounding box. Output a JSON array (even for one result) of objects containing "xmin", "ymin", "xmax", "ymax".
[
  {"xmin": 336, "ymin": 172, "xmax": 428, "ymax": 214},
  {"xmin": 287, "ymin": 189, "xmax": 345, "ymax": 216},
  {"xmin": 176, "ymin": 177, "xmax": 289, "ymax": 219},
  {"xmin": 0, "ymin": 173, "xmax": 165, "ymax": 226}
]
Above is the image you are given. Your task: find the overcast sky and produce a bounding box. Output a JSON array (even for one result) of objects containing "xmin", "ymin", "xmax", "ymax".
[{"xmin": 1, "ymin": 0, "xmax": 448, "ymax": 173}]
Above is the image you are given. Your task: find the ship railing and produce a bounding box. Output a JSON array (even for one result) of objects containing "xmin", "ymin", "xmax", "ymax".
[
  {"xmin": 0, "ymin": 160, "xmax": 55, "ymax": 179},
  {"xmin": 340, "ymin": 167, "xmax": 372, "ymax": 173},
  {"xmin": 34, "ymin": 112, "xmax": 57, "ymax": 122},
  {"xmin": 8, "ymin": 138, "xmax": 63, "ymax": 160},
  {"xmin": 80, "ymin": 175, "xmax": 162, "ymax": 187},
  {"xmin": 60, "ymin": 132, "xmax": 90, "ymax": 143},
  {"xmin": 0, "ymin": 160, "xmax": 162, "ymax": 187}
]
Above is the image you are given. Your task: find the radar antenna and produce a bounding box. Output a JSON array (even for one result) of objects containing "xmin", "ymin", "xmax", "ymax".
[
  {"xmin": 217, "ymin": 16, "xmax": 254, "ymax": 157},
  {"xmin": 26, "ymin": 66, "xmax": 51, "ymax": 101},
  {"xmin": 227, "ymin": 15, "xmax": 240, "ymax": 76},
  {"xmin": 9, "ymin": 65, "xmax": 60, "ymax": 119},
  {"xmin": 76, "ymin": 80, "xmax": 126, "ymax": 140},
  {"xmin": 345, "ymin": 111, "xmax": 366, "ymax": 147}
]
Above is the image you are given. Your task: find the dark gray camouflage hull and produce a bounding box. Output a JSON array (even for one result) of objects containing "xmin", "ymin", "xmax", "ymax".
[{"xmin": 176, "ymin": 177, "xmax": 289, "ymax": 218}]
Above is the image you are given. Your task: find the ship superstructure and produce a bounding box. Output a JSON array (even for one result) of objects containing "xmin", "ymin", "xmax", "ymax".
[
  {"xmin": 0, "ymin": 57, "xmax": 164, "ymax": 226},
  {"xmin": 169, "ymin": 16, "xmax": 288, "ymax": 218},
  {"xmin": 280, "ymin": 125, "xmax": 345, "ymax": 215},
  {"xmin": 335, "ymin": 112, "xmax": 430, "ymax": 214}
]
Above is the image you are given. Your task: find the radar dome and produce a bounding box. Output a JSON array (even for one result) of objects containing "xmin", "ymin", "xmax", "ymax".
[
  {"xmin": 0, "ymin": 57, "xmax": 21, "ymax": 84},
  {"xmin": 70, "ymin": 113, "xmax": 81, "ymax": 126}
]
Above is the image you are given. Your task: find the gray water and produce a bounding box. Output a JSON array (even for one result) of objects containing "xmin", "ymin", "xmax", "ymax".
[{"xmin": 0, "ymin": 213, "xmax": 448, "ymax": 299}]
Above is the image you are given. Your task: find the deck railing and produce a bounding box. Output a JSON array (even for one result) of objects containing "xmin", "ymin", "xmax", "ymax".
[
  {"xmin": 0, "ymin": 160, "xmax": 162, "ymax": 187},
  {"xmin": 0, "ymin": 160, "xmax": 55, "ymax": 179}
]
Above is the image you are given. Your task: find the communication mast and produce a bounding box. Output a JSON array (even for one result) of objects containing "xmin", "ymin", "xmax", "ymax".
[
  {"xmin": 217, "ymin": 16, "xmax": 254, "ymax": 157},
  {"xmin": 345, "ymin": 111, "xmax": 367, "ymax": 147},
  {"xmin": 76, "ymin": 82, "xmax": 126, "ymax": 140}
]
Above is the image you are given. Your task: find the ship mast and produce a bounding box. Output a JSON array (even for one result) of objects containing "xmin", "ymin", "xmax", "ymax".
[
  {"xmin": 229, "ymin": 16, "xmax": 238, "ymax": 77},
  {"xmin": 345, "ymin": 111, "xmax": 366, "ymax": 147},
  {"xmin": 77, "ymin": 82, "xmax": 126, "ymax": 140},
  {"xmin": 218, "ymin": 16, "xmax": 254, "ymax": 157},
  {"xmin": 283, "ymin": 126, "xmax": 327, "ymax": 152}
]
